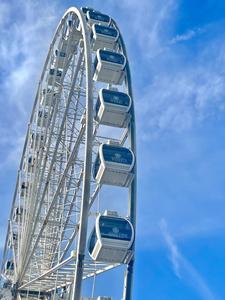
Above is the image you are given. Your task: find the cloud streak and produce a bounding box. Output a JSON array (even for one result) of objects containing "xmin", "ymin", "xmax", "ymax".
[
  {"xmin": 170, "ymin": 28, "xmax": 204, "ymax": 44},
  {"xmin": 160, "ymin": 219, "xmax": 217, "ymax": 300},
  {"xmin": 0, "ymin": 0, "xmax": 58, "ymax": 170}
]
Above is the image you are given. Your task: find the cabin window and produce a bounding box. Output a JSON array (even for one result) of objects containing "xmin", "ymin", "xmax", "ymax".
[
  {"xmin": 99, "ymin": 216, "xmax": 132, "ymax": 241},
  {"xmin": 99, "ymin": 50, "xmax": 125, "ymax": 65},
  {"xmin": 88, "ymin": 11, "xmax": 110, "ymax": 23},
  {"xmin": 93, "ymin": 153, "xmax": 101, "ymax": 178},
  {"xmin": 95, "ymin": 97, "xmax": 101, "ymax": 118},
  {"xmin": 89, "ymin": 228, "xmax": 97, "ymax": 253},
  {"xmin": 102, "ymin": 144, "xmax": 133, "ymax": 165},
  {"xmin": 95, "ymin": 25, "xmax": 118, "ymax": 38},
  {"xmin": 102, "ymin": 90, "xmax": 130, "ymax": 106}
]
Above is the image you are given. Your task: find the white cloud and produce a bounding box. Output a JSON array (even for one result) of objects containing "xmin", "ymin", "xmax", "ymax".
[
  {"xmin": 170, "ymin": 28, "xmax": 204, "ymax": 44},
  {"xmin": 160, "ymin": 219, "xmax": 217, "ymax": 300},
  {"xmin": 0, "ymin": 0, "xmax": 59, "ymax": 168},
  {"xmin": 136, "ymin": 35, "xmax": 225, "ymax": 140}
]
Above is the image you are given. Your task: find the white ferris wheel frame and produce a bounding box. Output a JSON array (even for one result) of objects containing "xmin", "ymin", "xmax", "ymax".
[{"xmin": 1, "ymin": 6, "xmax": 137, "ymax": 300}]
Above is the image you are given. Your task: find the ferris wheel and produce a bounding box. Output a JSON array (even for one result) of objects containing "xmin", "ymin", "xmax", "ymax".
[{"xmin": 1, "ymin": 6, "xmax": 137, "ymax": 300}]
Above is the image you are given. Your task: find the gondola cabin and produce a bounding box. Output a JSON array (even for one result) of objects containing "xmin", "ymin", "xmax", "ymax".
[
  {"xmin": 41, "ymin": 88, "xmax": 59, "ymax": 107},
  {"xmin": 27, "ymin": 156, "xmax": 35, "ymax": 173},
  {"xmin": 95, "ymin": 89, "xmax": 131, "ymax": 127},
  {"xmin": 37, "ymin": 110, "xmax": 48, "ymax": 127},
  {"xmin": 8, "ymin": 233, "xmax": 18, "ymax": 249},
  {"xmin": 93, "ymin": 49, "xmax": 126, "ymax": 85},
  {"xmin": 81, "ymin": 7, "xmax": 96, "ymax": 15},
  {"xmin": 88, "ymin": 213, "xmax": 134, "ymax": 263},
  {"xmin": 13, "ymin": 207, "xmax": 23, "ymax": 223},
  {"xmin": 4, "ymin": 261, "xmax": 14, "ymax": 275},
  {"xmin": 20, "ymin": 181, "xmax": 28, "ymax": 197},
  {"xmin": 54, "ymin": 50, "xmax": 67, "ymax": 69},
  {"xmin": 93, "ymin": 143, "xmax": 135, "ymax": 187},
  {"xmin": 64, "ymin": 20, "xmax": 82, "ymax": 44},
  {"xmin": 87, "ymin": 11, "xmax": 110, "ymax": 26},
  {"xmin": 31, "ymin": 132, "xmax": 44, "ymax": 149},
  {"xmin": 41, "ymin": 88, "xmax": 52, "ymax": 106},
  {"xmin": 60, "ymin": 39, "xmax": 77, "ymax": 56},
  {"xmin": 47, "ymin": 68, "xmax": 62, "ymax": 86},
  {"xmin": 91, "ymin": 24, "xmax": 119, "ymax": 51}
]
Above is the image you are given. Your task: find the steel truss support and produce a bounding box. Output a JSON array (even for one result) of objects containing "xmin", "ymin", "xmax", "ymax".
[{"xmin": 1, "ymin": 6, "xmax": 137, "ymax": 300}]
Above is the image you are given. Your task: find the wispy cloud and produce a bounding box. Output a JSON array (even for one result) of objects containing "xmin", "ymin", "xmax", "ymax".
[
  {"xmin": 136, "ymin": 32, "xmax": 225, "ymax": 140},
  {"xmin": 160, "ymin": 219, "xmax": 217, "ymax": 300},
  {"xmin": 170, "ymin": 28, "xmax": 204, "ymax": 44},
  {"xmin": 0, "ymin": 0, "xmax": 58, "ymax": 169}
]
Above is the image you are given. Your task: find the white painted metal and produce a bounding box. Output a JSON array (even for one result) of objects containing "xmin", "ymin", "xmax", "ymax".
[
  {"xmin": 93, "ymin": 144, "xmax": 135, "ymax": 187},
  {"xmin": 91, "ymin": 24, "xmax": 119, "ymax": 51},
  {"xmin": 93, "ymin": 49, "xmax": 126, "ymax": 85},
  {"xmin": 88, "ymin": 213, "xmax": 134, "ymax": 263},
  {"xmin": 95, "ymin": 89, "xmax": 131, "ymax": 128},
  {"xmin": 86, "ymin": 11, "xmax": 111, "ymax": 27},
  {"xmin": 1, "ymin": 6, "xmax": 137, "ymax": 300}
]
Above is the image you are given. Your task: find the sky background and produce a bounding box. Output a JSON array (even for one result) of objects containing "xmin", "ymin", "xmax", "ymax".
[{"xmin": 1, "ymin": 0, "xmax": 225, "ymax": 299}]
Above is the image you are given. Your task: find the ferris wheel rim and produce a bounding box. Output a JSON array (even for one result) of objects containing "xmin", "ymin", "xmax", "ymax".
[{"xmin": 1, "ymin": 6, "xmax": 137, "ymax": 300}]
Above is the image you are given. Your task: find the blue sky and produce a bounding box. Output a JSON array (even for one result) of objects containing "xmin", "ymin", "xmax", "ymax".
[{"xmin": 1, "ymin": 0, "xmax": 225, "ymax": 299}]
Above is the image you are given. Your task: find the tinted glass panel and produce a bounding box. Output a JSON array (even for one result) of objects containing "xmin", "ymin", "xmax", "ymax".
[
  {"xmin": 68, "ymin": 20, "xmax": 73, "ymax": 27},
  {"xmin": 94, "ymin": 25, "xmax": 118, "ymax": 38},
  {"xmin": 102, "ymin": 89, "xmax": 130, "ymax": 107},
  {"xmin": 49, "ymin": 69, "xmax": 55, "ymax": 75},
  {"xmin": 99, "ymin": 50, "xmax": 125, "ymax": 65},
  {"xmin": 94, "ymin": 97, "xmax": 101, "ymax": 118},
  {"xmin": 93, "ymin": 56, "xmax": 98, "ymax": 71},
  {"xmin": 88, "ymin": 11, "xmax": 110, "ymax": 23},
  {"xmin": 43, "ymin": 88, "xmax": 52, "ymax": 95},
  {"xmin": 49, "ymin": 69, "xmax": 62, "ymax": 76},
  {"xmin": 56, "ymin": 70, "xmax": 62, "ymax": 76},
  {"xmin": 6, "ymin": 261, "xmax": 14, "ymax": 270},
  {"xmin": 102, "ymin": 144, "xmax": 133, "ymax": 165},
  {"xmin": 81, "ymin": 7, "xmax": 95, "ymax": 14},
  {"xmin": 55, "ymin": 50, "xmax": 66, "ymax": 58},
  {"xmin": 99, "ymin": 216, "xmax": 132, "ymax": 241},
  {"xmin": 93, "ymin": 153, "xmax": 101, "ymax": 178},
  {"xmin": 88, "ymin": 228, "xmax": 97, "ymax": 254},
  {"xmin": 90, "ymin": 30, "xmax": 94, "ymax": 40}
]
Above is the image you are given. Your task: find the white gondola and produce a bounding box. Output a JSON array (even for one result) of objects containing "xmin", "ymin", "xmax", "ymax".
[
  {"xmin": 54, "ymin": 50, "xmax": 67, "ymax": 69},
  {"xmin": 41, "ymin": 88, "xmax": 59, "ymax": 107},
  {"xmin": 60, "ymin": 38, "xmax": 79, "ymax": 56},
  {"xmin": 88, "ymin": 212, "xmax": 134, "ymax": 263},
  {"xmin": 47, "ymin": 68, "xmax": 62, "ymax": 86},
  {"xmin": 20, "ymin": 181, "xmax": 28, "ymax": 197},
  {"xmin": 8, "ymin": 232, "xmax": 18, "ymax": 249},
  {"xmin": 65, "ymin": 20, "xmax": 82, "ymax": 44},
  {"xmin": 13, "ymin": 207, "xmax": 23, "ymax": 223},
  {"xmin": 81, "ymin": 7, "xmax": 96, "ymax": 15},
  {"xmin": 31, "ymin": 132, "xmax": 44, "ymax": 149},
  {"xmin": 93, "ymin": 143, "xmax": 135, "ymax": 187},
  {"xmin": 87, "ymin": 11, "xmax": 110, "ymax": 26},
  {"xmin": 27, "ymin": 156, "xmax": 35, "ymax": 173},
  {"xmin": 93, "ymin": 49, "xmax": 126, "ymax": 85},
  {"xmin": 4, "ymin": 261, "xmax": 14, "ymax": 275},
  {"xmin": 95, "ymin": 89, "xmax": 131, "ymax": 127},
  {"xmin": 37, "ymin": 110, "xmax": 48, "ymax": 127},
  {"xmin": 91, "ymin": 24, "xmax": 119, "ymax": 51}
]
